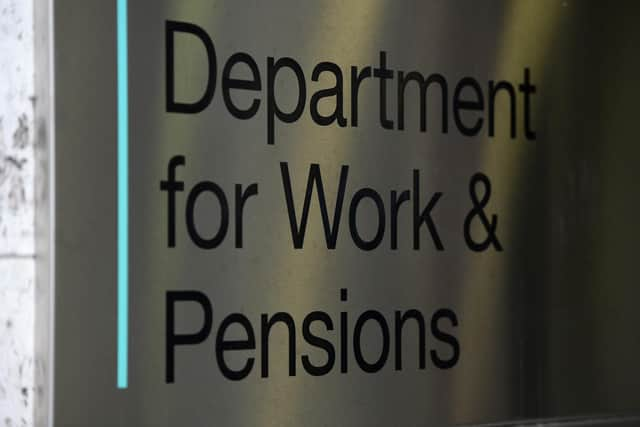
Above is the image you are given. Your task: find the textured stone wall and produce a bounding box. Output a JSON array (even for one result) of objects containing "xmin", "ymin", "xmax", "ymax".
[{"xmin": 0, "ymin": 0, "xmax": 35, "ymax": 425}]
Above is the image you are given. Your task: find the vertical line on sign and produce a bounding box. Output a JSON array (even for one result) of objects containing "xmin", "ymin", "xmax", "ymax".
[{"xmin": 117, "ymin": 0, "xmax": 129, "ymax": 390}]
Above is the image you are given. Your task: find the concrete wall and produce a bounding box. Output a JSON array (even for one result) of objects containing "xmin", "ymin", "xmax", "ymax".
[{"xmin": 0, "ymin": 0, "xmax": 35, "ymax": 425}]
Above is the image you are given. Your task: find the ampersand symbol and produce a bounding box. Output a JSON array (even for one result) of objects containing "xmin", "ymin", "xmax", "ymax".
[{"xmin": 464, "ymin": 173, "xmax": 503, "ymax": 252}]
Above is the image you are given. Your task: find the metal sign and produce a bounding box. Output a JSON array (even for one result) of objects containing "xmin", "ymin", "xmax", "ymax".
[{"xmin": 39, "ymin": 0, "xmax": 640, "ymax": 425}]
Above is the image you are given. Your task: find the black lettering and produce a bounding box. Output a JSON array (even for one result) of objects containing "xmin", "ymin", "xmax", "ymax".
[
  {"xmin": 373, "ymin": 51, "xmax": 394, "ymax": 130},
  {"xmin": 301, "ymin": 311, "xmax": 336, "ymax": 376},
  {"xmin": 166, "ymin": 291, "xmax": 212, "ymax": 383},
  {"xmin": 488, "ymin": 80, "xmax": 516, "ymax": 138},
  {"xmin": 261, "ymin": 312, "xmax": 296, "ymax": 377},
  {"xmin": 310, "ymin": 62, "xmax": 347, "ymax": 127},
  {"xmin": 430, "ymin": 308, "xmax": 460, "ymax": 369},
  {"xmin": 340, "ymin": 288, "xmax": 348, "ymax": 373},
  {"xmin": 394, "ymin": 310, "xmax": 426, "ymax": 370},
  {"xmin": 267, "ymin": 57, "xmax": 306, "ymax": 145},
  {"xmin": 234, "ymin": 183, "xmax": 258, "ymax": 248},
  {"xmin": 280, "ymin": 163, "xmax": 348, "ymax": 249},
  {"xmin": 397, "ymin": 71, "xmax": 448, "ymax": 133},
  {"xmin": 166, "ymin": 20, "xmax": 216, "ymax": 114},
  {"xmin": 216, "ymin": 313, "xmax": 256, "ymax": 381},
  {"xmin": 453, "ymin": 77, "xmax": 484, "ymax": 136},
  {"xmin": 390, "ymin": 190, "xmax": 410, "ymax": 250},
  {"xmin": 222, "ymin": 52, "xmax": 261, "ymax": 119},
  {"xmin": 519, "ymin": 67, "xmax": 537, "ymax": 140},
  {"xmin": 350, "ymin": 66, "xmax": 372, "ymax": 127},
  {"xmin": 160, "ymin": 155, "xmax": 185, "ymax": 247},
  {"xmin": 349, "ymin": 188, "xmax": 385, "ymax": 251},
  {"xmin": 353, "ymin": 310, "xmax": 390, "ymax": 373},
  {"xmin": 186, "ymin": 181, "xmax": 229, "ymax": 249},
  {"xmin": 413, "ymin": 170, "xmax": 443, "ymax": 250}
]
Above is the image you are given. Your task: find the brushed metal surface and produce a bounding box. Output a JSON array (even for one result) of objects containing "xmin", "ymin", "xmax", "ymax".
[{"xmin": 50, "ymin": 1, "xmax": 640, "ymax": 426}]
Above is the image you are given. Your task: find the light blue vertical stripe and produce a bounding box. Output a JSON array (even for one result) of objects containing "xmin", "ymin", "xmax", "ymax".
[{"xmin": 117, "ymin": 0, "xmax": 129, "ymax": 390}]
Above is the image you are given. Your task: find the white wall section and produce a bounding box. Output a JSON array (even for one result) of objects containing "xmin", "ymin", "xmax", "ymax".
[{"xmin": 0, "ymin": 0, "xmax": 35, "ymax": 425}]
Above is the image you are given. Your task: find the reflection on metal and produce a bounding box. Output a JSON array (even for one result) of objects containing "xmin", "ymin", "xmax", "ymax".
[
  {"xmin": 469, "ymin": 415, "xmax": 640, "ymax": 426},
  {"xmin": 45, "ymin": 0, "xmax": 640, "ymax": 426}
]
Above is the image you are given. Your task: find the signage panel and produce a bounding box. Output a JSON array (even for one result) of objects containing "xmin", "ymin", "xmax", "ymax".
[{"xmin": 46, "ymin": 1, "xmax": 640, "ymax": 425}]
